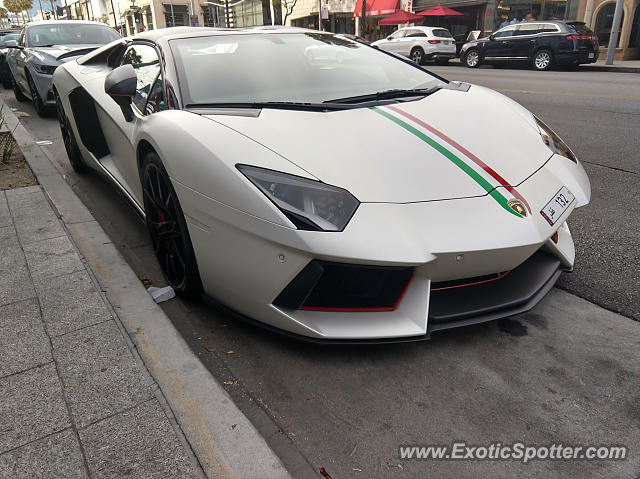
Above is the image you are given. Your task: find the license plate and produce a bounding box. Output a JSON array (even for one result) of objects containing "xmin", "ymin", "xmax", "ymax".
[
  {"xmin": 540, "ymin": 186, "xmax": 575, "ymax": 226},
  {"xmin": 588, "ymin": 52, "xmax": 595, "ymax": 58}
]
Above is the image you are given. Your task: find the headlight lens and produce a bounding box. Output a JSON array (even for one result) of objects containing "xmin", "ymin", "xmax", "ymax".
[
  {"xmin": 535, "ymin": 116, "xmax": 577, "ymax": 163},
  {"xmin": 32, "ymin": 64, "xmax": 57, "ymax": 75},
  {"xmin": 237, "ymin": 165, "xmax": 359, "ymax": 232}
]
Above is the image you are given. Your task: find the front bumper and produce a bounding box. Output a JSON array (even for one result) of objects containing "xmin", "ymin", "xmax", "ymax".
[
  {"xmin": 178, "ymin": 153, "xmax": 589, "ymax": 341},
  {"xmin": 31, "ymin": 69, "xmax": 56, "ymax": 106}
]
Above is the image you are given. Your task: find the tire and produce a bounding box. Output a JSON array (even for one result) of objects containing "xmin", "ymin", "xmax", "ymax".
[
  {"xmin": 532, "ymin": 49, "xmax": 553, "ymax": 71},
  {"xmin": 464, "ymin": 49, "xmax": 480, "ymax": 68},
  {"xmin": 54, "ymin": 88, "xmax": 87, "ymax": 173},
  {"xmin": 11, "ymin": 72, "xmax": 27, "ymax": 102},
  {"xmin": 1, "ymin": 75, "xmax": 11, "ymax": 89},
  {"xmin": 435, "ymin": 58, "xmax": 449, "ymax": 65},
  {"xmin": 27, "ymin": 73, "xmax": 48, "ymax": 117},
  {"xmin": 141, "ymin": 152, "xmax": 203, "ymax": 298},
  {"xmin": 410, "ymin": 47, "xmax": 425, "ymax": 65}
]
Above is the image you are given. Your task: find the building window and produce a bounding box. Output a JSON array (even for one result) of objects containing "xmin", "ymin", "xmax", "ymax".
[
  {"xmin": 595, "ymin": 2, "xmax": 624, "ymax": 48},
  {"xmin": 230, "ymin": 0, "xmax": 262, "ymax": 27},
  {"xmin": 164, "ymin": 4, "xmax": 189, "ymax": 26},
  {"xmin": 203, "ymin": 5, "xmax": 224, "ymax": 26}
]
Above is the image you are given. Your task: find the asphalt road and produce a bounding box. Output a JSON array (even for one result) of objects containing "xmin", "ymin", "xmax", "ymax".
[{"xmin": 2, "ymin": 67, "xmax": 638, "ymax": 478}]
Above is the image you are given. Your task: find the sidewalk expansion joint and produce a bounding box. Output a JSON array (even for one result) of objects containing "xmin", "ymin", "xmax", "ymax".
[
  {"xmin": 0, "ymin": 426, "xmax": 72, "ymax": 457},
  {"xmin": 0, "ymin": 361, "xmax": 54, "ymax": 382}
]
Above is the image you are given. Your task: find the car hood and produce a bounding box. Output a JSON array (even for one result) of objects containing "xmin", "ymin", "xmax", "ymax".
[
  {"xmin": 203, "ymin": 85, "xmax": 552, "ymax": 203},
  {"xmin": 29, "ymin": 44, "xmax": 102, "ymax": 64}
]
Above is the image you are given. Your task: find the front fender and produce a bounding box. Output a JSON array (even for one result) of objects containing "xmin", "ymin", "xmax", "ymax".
[{"xmin": 134, "ymin": 110, "xmax": 313, "ymax": 230}]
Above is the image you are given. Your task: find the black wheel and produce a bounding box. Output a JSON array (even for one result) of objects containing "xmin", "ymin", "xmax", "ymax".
[
  {"xmin": 1, "ymin": 75, "xmax": 11, "ymax": 89},
  {"xmin": 410, "ymin": 47, "xmax": 424, "ymax": 65},
  {"xmin": 464, "ymin": 49, "xmax": 480, "ymax": 68},
  {"xmin": 435, "ymin": 58, "xmax": 449, "ymax": 65},
  {"xmin": 54, "ymin": 89, "xmax": 87, "ymax": 173},
  {"xmin": 27, "ymin": 73, "xmax": 48, "ymax": 117},
  {"xmin": 532, "ymin": 49, "xmax": 553, "ymax": 71},
  {"xmin": 141, "ymin": 152, "xmax": 203, "ymax": 297},
  {"xmin": 11, "ymin": 72, "xmax": 27, "ymax": 101}
]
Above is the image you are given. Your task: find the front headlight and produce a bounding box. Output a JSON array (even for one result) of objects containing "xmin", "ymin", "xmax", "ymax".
[
  {"xmin": 32, "ymin": 63, "xmax": 57, "ymax": 75},
  {"xmin": 535, "ymin": 116, "xmax": 577, "ymax": 163},
  {"xmin": 237, "ymin": 165, "xmax": 359, "ymax": 232}
]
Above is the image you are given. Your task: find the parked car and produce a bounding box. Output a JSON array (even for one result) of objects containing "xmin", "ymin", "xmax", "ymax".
[
  {"xmin": 0, "ymin": 31, "xmax": 21, "ymax": 89},
  {"xmin": 5, "ymin": 20, "xmax": 120, "ymax": 116},
  {"xmin": 460, "ymin": 21, "xmax": 599, "ymax": 71},
  {"xmin": 371, "ymin": 26, "xmax": 456, "ymax": 64},
  {"xmin": 53, "ymin": 27, "xmax": 590, "ymax": 342}
]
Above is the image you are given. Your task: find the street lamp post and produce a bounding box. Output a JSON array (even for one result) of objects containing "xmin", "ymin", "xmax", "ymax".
[{"xmin": 605, "ymin": 0, "xmax": 624, "ymax": 65}]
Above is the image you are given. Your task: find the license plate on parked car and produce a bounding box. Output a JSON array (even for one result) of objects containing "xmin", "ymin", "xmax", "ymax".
[
  {"xmin": 589, "ymin": 52, "xmax": 595, "ymax": 58},
  {"xmin": 540, "ymin": 186, "xmax": 575, "ymax": 225}
]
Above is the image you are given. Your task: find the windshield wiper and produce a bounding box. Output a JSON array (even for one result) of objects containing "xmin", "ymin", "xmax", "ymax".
[
  {"xmin": 186, "ymin": 101, "xmax": 346, "ymax": 112},
  {"xmin": 324, "ymin": 86, "xmax": 441, "ymax": 104}
]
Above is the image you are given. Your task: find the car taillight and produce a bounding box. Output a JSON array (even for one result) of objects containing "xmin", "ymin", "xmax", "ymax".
[
  {"xmin": 428, "ymin": 39, "xmax": 441, "ymax": 44},
  {"xmin": 566, "ymin": 34, "xmax": 597, "ymax": 41}
]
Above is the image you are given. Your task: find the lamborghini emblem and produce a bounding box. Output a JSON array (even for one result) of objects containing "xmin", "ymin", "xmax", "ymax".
[{"xmin": 508, "ymin": 200, "xmax": 528, "ymax": 217}]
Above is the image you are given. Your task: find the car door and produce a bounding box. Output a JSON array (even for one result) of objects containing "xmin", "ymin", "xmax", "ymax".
[
  {"xmin": 483, "ymin": 25, "xmax": 517, "ymax": 60},
  {"xmin": 96, "ymin": 42, "xmax": 161, "ymax": 205},
  {"xmin": 402, "ymin": 29, "xmax": 428, "ymax": 56},
  {"xmin": 384, "ymin": 29, "xmax": 407, "ymax": 54},
  {"xmin": 513, "ymin": 23, "xmax": 541, "ymax": 59},
  {"xmin": 12, "ymin": 30, "xmax": 29, "ymax": 92}
]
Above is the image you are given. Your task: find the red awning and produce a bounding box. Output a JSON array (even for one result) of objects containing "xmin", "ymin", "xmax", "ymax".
[
  {"xmin": 417, "ymin": 5, "xmax": 464, "ymax": 16},
  {"xmin": 379, "ymin": 10, "xmax": 425, "ymax": 24},
  {"xmin": 353, "ymin": 0, "xmax": 400, "ymax": 17}
]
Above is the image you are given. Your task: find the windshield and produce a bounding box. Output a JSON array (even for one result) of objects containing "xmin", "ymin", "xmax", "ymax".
[
  {"xmin": 432, "ymin": 29, "xmax": 453, "ymax": 38},
  {"xmin": 568, "ymin": 23, "xmax": 594, "ymax": 34},
  {"xmin": 171, "ymin": 32, "xmax": 444, "ymax": 105},
  {"xmin": 0, "ymin": 32, "xmax": 20, "ymax": 43},
  {"xmin": 27, "ymin": 24, "xmax": 120, "ymax": 47}
]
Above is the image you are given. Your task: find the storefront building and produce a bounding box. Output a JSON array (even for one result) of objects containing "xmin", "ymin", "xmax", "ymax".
[{"xmin": 578, "ymin": 0, "xmax": 639, "ymax": 59}]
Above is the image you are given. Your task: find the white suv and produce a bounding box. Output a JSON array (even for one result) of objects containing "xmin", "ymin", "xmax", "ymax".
[{"xmin": 371, "ymin": 26, "xmax": 456, "ymax": 65}]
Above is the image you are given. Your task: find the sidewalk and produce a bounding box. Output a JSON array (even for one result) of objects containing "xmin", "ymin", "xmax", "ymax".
[
  {"xmin": 0, "ymin": 101, "xmax": 294, "ymax": 478},
  {"xmin": 447, "ymin": 56, "xmax": 640, "ymax": 72},
  {"xmin": 0, "ymin": 186, "xmax": 200, "ymax": 478}
]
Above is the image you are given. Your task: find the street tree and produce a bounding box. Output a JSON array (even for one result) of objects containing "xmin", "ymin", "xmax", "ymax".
[{"xmin": 271, "ymin": 0, "xmax": 297, "ymax": 25}]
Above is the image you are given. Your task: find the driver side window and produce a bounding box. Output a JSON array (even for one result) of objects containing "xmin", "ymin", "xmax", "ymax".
[
  {"xmin": 494, "ymin": 27, "xmax": 516, "ymax": 38},
  {"xmin": 389, "ymin": 30, "xmax": 406, "ymax": 40},
  {"xmin": 120, "ymin": 44, "xmax": 160, "ymax": 113}
]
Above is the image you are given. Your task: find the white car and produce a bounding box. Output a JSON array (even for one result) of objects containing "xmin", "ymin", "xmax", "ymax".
[
  {"xmin": 53, "ymin": 27, "xmax": 590, "ymax": 342},
  {"xmin": 372, "ymin": 26, "xmax": 457, "ymax": 64}
]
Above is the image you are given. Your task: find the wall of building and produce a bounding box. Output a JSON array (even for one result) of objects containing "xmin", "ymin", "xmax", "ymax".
[{"xmin": 578, "ymin": 0, "xmax": 639, "ymax": 59}]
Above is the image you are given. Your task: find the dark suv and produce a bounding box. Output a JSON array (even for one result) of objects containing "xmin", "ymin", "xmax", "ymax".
[{"xmin": 460, "ymin": 21, "xmax": 598, "ymax": 71}]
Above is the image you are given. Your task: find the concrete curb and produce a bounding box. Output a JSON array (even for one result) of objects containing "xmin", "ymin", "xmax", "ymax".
[
  {"xmin": 1, "ymin": 101, "xmax": 292, "ymax": 479},
  {"xmin": 440, "ymin": 58, "xmax": 640, "ymax": 73},
  {"xmin": 578, "ymin": 64, "xmax": 640, "ymax": 73}
]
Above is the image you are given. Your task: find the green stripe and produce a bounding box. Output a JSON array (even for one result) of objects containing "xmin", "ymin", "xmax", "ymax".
[{"xmin": 371, "ymin": 107, "xmax": 518, "ymax": 217}]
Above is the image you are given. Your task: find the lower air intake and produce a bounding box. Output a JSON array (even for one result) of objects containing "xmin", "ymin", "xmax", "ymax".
[{"xmin": 274, "ymin": 261, "xmax": 414, "ymax": 312}]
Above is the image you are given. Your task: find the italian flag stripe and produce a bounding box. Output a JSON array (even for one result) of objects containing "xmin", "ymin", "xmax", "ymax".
[
  {"xmin": 385, "ymin": 104, "xmax": 532, "ymax": 213},
  {"xmin": 370, "ymin": 106, "xmax": 521, "ymax": 217}
]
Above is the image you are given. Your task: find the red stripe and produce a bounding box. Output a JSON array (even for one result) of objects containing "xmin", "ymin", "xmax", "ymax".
[
  {"xmin": 431, "ymin": 271, "xmax": 511, "ymax": 292},
  {"xmin": 385, "ymin": 105, "xmax": 532, "ymax": 213},
  {"xmin": 300, "ymin": 277, "xmax": 413, "ymax": 312}
]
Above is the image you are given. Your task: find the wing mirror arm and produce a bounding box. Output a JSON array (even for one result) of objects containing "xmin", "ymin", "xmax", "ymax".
[{"xmin": 104, "ymin": 64, "xmax": 137, "ymax": 122}]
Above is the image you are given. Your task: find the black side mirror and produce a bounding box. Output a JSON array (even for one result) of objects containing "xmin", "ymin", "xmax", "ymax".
[
  {"xmin": 4, "ymin": 40, "xmax": 21, "ymax": 49},
  {"xmin": 105, "ymin": 64, "xmax": 137, "ymax": 122},
  {"xmin": 489, "ymin": 34, "xmax": 496, "ymax": 41}
]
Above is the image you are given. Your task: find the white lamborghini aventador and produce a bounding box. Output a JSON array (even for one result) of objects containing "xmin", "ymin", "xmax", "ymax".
[{"xmin": 52, "ymin": 26, "xmax": 590, "ymax": 342}]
